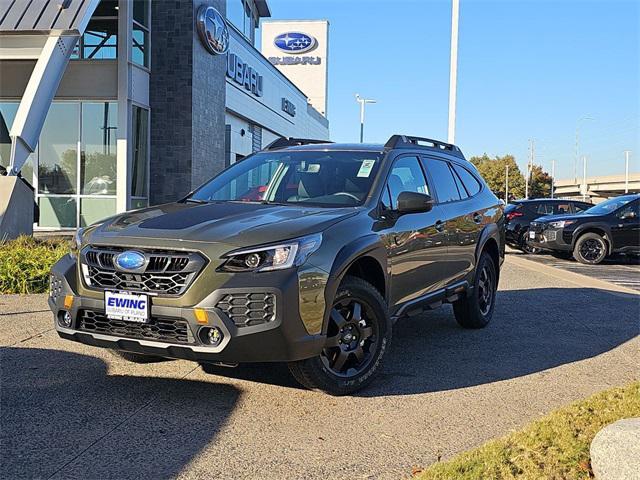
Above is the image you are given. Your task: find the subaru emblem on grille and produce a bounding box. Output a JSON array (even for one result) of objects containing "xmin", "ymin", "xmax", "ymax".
[{"xmin": 115, "ymin": 251, "xmax": 146, "ymax": 272}]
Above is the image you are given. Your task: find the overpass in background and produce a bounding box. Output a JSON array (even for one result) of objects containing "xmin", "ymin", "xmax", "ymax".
[{"xmin": 554, "ymin": 173, "xmax": 640, "ymax": 202}]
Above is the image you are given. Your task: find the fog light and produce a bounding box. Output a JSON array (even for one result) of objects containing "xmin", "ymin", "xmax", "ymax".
[
  {"xmin": 200, "ymin": 327, "xmax": 223, "ymax": 347},
  {"xmin": 58, "ymin": 310, "xmax": 72, "ymax": 328}
]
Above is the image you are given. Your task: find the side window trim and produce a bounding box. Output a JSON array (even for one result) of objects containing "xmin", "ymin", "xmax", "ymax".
[
  {"xmin": 451, "ymin": 161, "xmax": 483, "ymax": 198},
  {"xmin": 449, "ymin": 162, "xmax": 469, "ymax": 199}
]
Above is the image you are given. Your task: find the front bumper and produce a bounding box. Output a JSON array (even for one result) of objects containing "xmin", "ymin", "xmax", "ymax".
[
  {"xmin": 527, "ymin": 225, "xmax": 572, "ymax": 251},
  {"xmin": 49, "ymin": 255, "xmax": 326, "ymax": 363}
]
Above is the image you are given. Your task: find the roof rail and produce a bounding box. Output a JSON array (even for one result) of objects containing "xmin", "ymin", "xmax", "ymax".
[
  {"xmin": 264, "ymin": 137, "xmax": 334, "ymax": 150},
  {"xmin": 384, "ymin": 135, "xmax": 464, "ymax": 158}
]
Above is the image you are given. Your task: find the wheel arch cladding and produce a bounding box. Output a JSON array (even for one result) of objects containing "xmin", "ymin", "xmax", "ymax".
[
  {"xmin": 573, "ymin": 227, "xmax": 612, "ymax": 254},
  {"xmin": 476, "ymin": 224, "xmax": 502, "ymax": 285},
  {"xmin": 344, "ymin": 256, "xmax": 386, "ymax": 299}
]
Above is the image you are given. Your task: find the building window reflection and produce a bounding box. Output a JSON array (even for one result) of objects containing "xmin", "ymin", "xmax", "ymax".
[
  {"xmin": 72, "ymin": 1, "xmax": 119, "ymax": 60},
  {"xmin": 131, "ymin": 106, "xmax": 149, "ymax": 200},
  {"xmin": 81, "ymin": 102, "xmax": 118, "ymax": 195},
  {"xmin": 38, "ymin": 103, "xmax": 79, "ymax": 195},
  {"xmin": 132, "ymin": 0, "xmax": 150, "ymax": 67},
  {"xmin": 227, "ymin": 0, "xmax": 258, "ymax": 44}
]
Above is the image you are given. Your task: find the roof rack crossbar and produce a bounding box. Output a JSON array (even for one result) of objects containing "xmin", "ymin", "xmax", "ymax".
[
  {"xmin": 264, "ymin": 137, "xmax": 334, "ymax": 150},
  {"xmin": 384, "ymin": 134, "xmax": 464, "ymax": 158}
]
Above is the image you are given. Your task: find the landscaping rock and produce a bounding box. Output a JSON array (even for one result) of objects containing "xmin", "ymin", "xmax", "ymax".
[{"xmin": 590, "ymin": 417, "xmax": 640, "ymax": 480}]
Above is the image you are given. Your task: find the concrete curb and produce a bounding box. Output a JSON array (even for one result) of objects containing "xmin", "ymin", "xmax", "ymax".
[{"xmin": 506, "ymin": 255, "xmax": 640, "ymax": 297}]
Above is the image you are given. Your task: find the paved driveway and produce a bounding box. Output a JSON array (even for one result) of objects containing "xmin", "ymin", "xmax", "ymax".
[{"xmin": 1, "ymin": 257, "xmax": 638, "ymax": 480}]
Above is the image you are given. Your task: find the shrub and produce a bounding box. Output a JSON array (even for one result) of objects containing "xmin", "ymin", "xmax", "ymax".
[{"xmin": 0, "ymin": 236, "xmax": 70, "ymax": 294}]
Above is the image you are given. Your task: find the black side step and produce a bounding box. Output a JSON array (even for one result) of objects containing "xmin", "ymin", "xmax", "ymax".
[{"xmin": 390, "ymin": 281, "xmax": 469, "ymax": 321}]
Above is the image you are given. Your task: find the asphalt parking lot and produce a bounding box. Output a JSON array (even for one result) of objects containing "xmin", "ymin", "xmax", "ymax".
[
  {"xmin": 1, "ymin": 256, "xmax": 639, "ymax": 480},
  {"xmin": 512, "ymin": 249, "xmax": 640, "ymax": 292}
]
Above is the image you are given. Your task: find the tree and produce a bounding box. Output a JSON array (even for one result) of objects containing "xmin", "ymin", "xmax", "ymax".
[
  {"xmin": 469, "ymin": 154, "xmax": 525, "ymax": 200},
  {"xmin": 528, "ymin": 164, "xmax": 553, "ymax": 199}
]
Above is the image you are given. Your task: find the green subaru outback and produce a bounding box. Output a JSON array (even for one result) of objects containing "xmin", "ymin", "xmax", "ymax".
[{"xmin": 49, "ymin": 135, "xmax": 504, "ymax": 395}]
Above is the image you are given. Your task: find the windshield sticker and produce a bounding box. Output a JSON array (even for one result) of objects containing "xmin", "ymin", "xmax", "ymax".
[{"xmin": 357, "ymin": 159, "xmax": 376, "ymax": 178}]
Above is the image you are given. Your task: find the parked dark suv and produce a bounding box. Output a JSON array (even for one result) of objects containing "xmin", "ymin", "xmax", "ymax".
[
  {"xmin": 48, "ymin": 135, "xmax": 504, "ymax": 395},
  {"xmin": 529, "ymin": 194, "xmax": 640, "ymax": 264},
  {"xmin": 505, "ymin": 199, "xmax": 592, "ymax": 253}
]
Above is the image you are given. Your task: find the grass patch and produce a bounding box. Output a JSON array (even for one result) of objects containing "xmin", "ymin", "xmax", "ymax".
[
  {"xmin": 0, "ymin": 235, "xmax": 70, "ymax": 294},
  {"xmin": 416, "ymin": 382, "xmax": 640, "ymax": 480}
]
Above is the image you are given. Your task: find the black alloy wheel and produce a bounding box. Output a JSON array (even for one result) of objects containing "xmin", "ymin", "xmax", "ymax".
[
  {"xmin": 321, "ymin": 298, "xmax": 378, "ymax": 377},
  {"xmin": 476, "ymin": 263, "xmax": 495, "ymax": 317},
  {"xmin": 574, "ymin": 232, "xmax": 608, "ymax": 264}
]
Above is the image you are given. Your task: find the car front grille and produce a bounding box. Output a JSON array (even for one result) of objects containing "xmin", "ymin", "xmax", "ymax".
[
  {"xmin": 78, "ymin": 309, "xmax": 192, "ymax": 344},
  {"xmin": 216, "ymin": 292, "xmax": 277, "ymax": 327},
  {"xmin": 81, "ymin": 246, "xmax": 206, "ymax": 296}
]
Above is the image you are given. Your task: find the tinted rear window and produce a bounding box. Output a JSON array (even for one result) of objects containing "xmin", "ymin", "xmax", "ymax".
[
  {"xmin": 505, "ymin": 203, "xmax": 521, "ymax": 213},
  {"xmin": 452, "ymin": 164, "xmax": 482, "ymax": 196}
]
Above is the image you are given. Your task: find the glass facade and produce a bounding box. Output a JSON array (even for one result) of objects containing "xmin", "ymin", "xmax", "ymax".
[
  {"xmin": 131, "ymin": 106, "xmax": 149, "ymax": 204},
  {"xmin": 71, "ymin": 1, "xmax": 118, "ymax": 60},
  {"xmin": 132, "ymin": 0, "xmax": 150, "ymax": 67},
  {"xmin": 227, "ymin": 0, "xmax": 258, "ymax": 44},
  {"xmin": 0, "ymin": 101, "xmax": 120, "ymax": 229}
]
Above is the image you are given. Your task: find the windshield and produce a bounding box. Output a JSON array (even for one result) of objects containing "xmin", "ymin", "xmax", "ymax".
[
  {"xmin": 582, "ymin": 195, "xmax": 638, "ymax": 215},
  {"xmin": 188, "ymin": 150, "xmax": 383, "ymax": 207}
]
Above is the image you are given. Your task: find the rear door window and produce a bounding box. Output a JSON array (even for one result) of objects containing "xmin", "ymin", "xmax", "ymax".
[
  {"xmin": 535, "ymin": 203, "xmax": 553, "ymax": 215},
  {"xmin": 572, "ymin": 202, "xmax": 591, "ymax": 213},
  {"xmin": 421, "ymin": 158, "xmax": 461, "ymax": 203},
  {"xmin": 553, "ymin": 203, "xmax": 571, "ymax": 215}
]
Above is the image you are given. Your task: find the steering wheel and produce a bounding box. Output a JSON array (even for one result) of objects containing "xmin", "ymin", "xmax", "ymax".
[{"xmin": 332, "ymin": 192, "xmax": 361, "ymax": 202}]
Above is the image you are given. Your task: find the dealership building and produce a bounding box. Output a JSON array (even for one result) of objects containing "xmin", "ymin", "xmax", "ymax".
[{"xmin": 0, "ymin": 0, "xmax": 329, "ymax": 231}]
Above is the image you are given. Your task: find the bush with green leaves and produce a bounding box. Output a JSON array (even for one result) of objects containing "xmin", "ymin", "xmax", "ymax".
[{"xmin": 0, "ymin": 236, "xmax": 70, "ymax": 294}]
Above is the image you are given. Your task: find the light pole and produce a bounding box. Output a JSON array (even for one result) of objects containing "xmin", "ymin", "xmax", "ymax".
[
  {"xmin": 624, "ymin": 150, "xmax": 631, "ymax": 193},
  {"xmin": 355, "ymin": 94, "xmax": 376, "ymax": 143},
  {"xmin": 575, "ymin": 115, "xmax": 594, "ymax": 182},
  {"xmin": 447, "ymin": 0, "xmax": 460, "ymax": 144}
]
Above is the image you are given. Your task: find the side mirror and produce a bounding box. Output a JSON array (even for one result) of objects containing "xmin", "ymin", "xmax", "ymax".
[
  {"xmin": 396, "ymin": 191, "xmax": 434, "ymax": 214},
  {"xmin": 621, "ymin": 211, "xmax": 637, "ymax": 220}
]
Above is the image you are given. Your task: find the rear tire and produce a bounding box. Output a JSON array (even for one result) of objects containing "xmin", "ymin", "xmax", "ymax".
[
  {"xmin": 288, "ymin": 276, "xmax": 391, "ymax": 396},
  {"xmin": 453, "ymin": 252, "xmax": 497, "ymax": 329},
  {"xmin": 109, "ymin": 350, "xmax": 168, "ymax": 364},
  {"xmin": 574, "ymin": 233, "xmax": 608, "ymax": 264}
]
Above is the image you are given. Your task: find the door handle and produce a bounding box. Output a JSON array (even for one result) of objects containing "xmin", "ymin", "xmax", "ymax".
[
  {"xmin": 472, "ymin": 212, "xmax": 483, "ymax": 224},
  {"xmin": 435, "ymin": 220, "xmax": 445, "ymax": 232}
]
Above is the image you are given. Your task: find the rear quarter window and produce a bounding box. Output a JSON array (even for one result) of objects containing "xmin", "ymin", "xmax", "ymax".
[{"xmin": 451, "ymin": 163, "xmax": 482, "ymax": 197}]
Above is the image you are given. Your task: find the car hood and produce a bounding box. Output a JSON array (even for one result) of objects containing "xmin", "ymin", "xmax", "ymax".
[{"xmin": 87, "ymin": 201, "xmax": 358, "ymax": 247}]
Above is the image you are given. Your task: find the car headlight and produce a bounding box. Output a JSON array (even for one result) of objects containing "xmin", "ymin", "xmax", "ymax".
[
  {"xmin": 549, "ymin": 220, "xmax": 576, "ymax": 229},
  {"xmin": 220, "ymin": 233, "xmax": 322, "ymax": 272}
]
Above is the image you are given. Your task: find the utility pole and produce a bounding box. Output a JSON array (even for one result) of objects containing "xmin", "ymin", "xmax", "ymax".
[
  {"xmin": 447, "ymin": 0, "xmax": 460, "ymax": 144},
  {"xmin": 505, "ymin": 163, "xmax": 509, "ymax": 202},
  {"xmin": 355, "ymin": 94, "xmax": 376, "ymax": 143},
  {"xmin": 624, "ymin": 150, "xmax": 631, "ymax": 193},
  {"xmin": 582, "ymin": 155, "xmax": 588, "ymax": 202},
  {"xmin": 551, "ymin": 159, "xmax": 555, "ymax": 198},
  {"xmin": 526, "ymin": 139, "xmax": 534, "ymax": 199}
]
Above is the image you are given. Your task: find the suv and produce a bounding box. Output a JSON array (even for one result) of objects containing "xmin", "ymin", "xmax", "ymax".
[
  {"xmin": 48, "ymin": 135, "xmax": 504, "ymax": 395},
  {"xmin": 529, "ymin": 194, "xmax": 640, "ymax": 264},
  {"xmin": 505, "ymin": 199, "xmax": 592, "ymax": 253}
]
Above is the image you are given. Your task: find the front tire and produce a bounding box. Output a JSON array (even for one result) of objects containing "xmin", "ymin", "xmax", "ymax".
[
  {"xmin": 288, "ymin": 276, "xmax": 391, "ymax": 396},
  {"xmin": 453, "ymin": 252, "xmax": 497, "ymax": 329},
  {"xmin": 574, "ymin": 233, "xmax": 608, "ymax": 264}
]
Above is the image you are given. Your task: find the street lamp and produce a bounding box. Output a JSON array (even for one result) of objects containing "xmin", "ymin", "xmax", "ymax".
[
  {"xmin": 355, "ymin": 94, "xmax": 376, "ymax": 143},
  {"xmin": 447, "ymin": 0, "xmax": 460, "ymax": 144},
  {"xmin": 575, "ymin": 115, "xmax": 594, "ymax": 182}
]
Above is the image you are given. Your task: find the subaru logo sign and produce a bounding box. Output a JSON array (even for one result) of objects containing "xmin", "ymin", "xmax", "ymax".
[
  {"xmin": 274, "ymin": 32, "xmax": 317, "ymax": 54},
  {"xmin": 196, "ymin": 5, "xmax": 229, "ymax": 55},
  {"xmin": 115, "ymin": 251, "xmax": 146, "ymax": 271}
]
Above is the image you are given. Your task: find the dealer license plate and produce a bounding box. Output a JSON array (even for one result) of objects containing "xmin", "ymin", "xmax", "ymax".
[
  {"xmin": 105, "ymin": 291, "xmax": 149, "ymax": 323},
  {"xmin": 529, "ymin": 231, "xmax": 536, "ymax": 239}
]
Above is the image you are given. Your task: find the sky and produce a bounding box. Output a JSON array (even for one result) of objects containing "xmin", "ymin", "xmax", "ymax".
[{"xmin": 261, "ymin": 0, "xmax": 639, "ymax": 180}]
